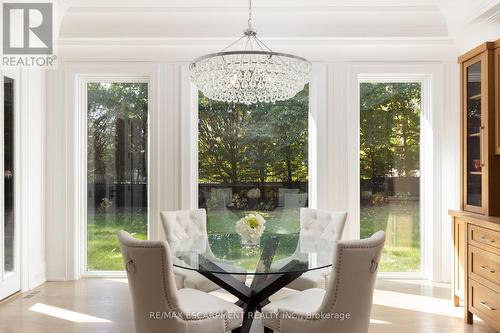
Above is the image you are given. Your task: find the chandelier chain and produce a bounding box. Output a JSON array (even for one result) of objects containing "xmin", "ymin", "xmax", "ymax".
[
  {"xmin": 248, "ymin": 0, "xmax": 253, "ymax": 31},
  {"xmin": 189, "ymin": 0, "xmax": 311, "ymax": 105}
]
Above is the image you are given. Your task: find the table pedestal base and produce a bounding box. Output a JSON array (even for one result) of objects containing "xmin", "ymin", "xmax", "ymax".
[
  {"xmin": 200, "ymin": 268, "xmax": 303, "ymax": 333},
  {"xmin": 197, "ymin": 237, "xmax": 306, "ymax": 333}
]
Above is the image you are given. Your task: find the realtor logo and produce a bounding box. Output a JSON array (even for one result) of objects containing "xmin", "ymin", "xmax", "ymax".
[
  {"xmin": 1, "ymin": 2, "xmax": 56, "ymax": 67},
  {"xmin": 3, "ymin": 3, "xmax": 53, "ymax": 54}
]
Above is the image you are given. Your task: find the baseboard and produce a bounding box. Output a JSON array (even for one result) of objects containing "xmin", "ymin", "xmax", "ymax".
[
  {"xmin": 45, "ymin": 277, "xmax": 67, "ymax": 282},
  {"xmin": 0, "ymin": 291, "xmax": 21, "ymax": 304}
]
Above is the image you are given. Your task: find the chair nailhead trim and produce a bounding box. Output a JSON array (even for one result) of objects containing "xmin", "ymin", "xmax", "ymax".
[
  {"xmin": 277, "ymin": 241, "xmax": 383, "ymax": 323},
  {"xmin": 124, "ymin": 242, "xmax": 228, "ymax": 322}
]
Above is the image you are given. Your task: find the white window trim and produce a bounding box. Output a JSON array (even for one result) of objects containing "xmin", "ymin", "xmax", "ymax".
[
  {"xmin": 347, "ymin": 63, "xmax": 444, "ymax": 280},
  {"xmin": 179, "ymin": 65, "xmax": 198, "ymax": 210},
  {"xmin": 67, "ymin": 63, "xmax": 159, "ymax": 279}
]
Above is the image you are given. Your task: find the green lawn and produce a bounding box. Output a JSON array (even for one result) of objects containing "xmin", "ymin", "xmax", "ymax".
[
  {"xmin": 361, "ymin": 200, "xmax": 421, "ymax": 272},
  {"xmin": 87, "ymin": 212, "xmax": 147, "ymax": 271},
  {"xmin": 88, "ymin": 202, "xmax": 421, "ymax": 273}
]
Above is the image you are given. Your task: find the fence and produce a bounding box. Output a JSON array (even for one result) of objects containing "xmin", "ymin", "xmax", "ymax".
[
  {"xmin": 88, "ymin": 183, "xmax": 147, "ymax": 210},
  {"xmin": 198, "ymin": 182, "xmax": 308, "ymax": 209},
  {"xmin": 88, "ymin": 182, "xmax": 308, "ymax": 210}
]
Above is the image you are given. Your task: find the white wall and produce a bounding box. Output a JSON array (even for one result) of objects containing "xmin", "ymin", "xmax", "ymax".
[
  {"xmin": 44, "ymin": 66, "xmax": 67, "ymax": 281},
  {"xmin": 21, "ymin": 69, "xmax": 47, "ymax": 290}
]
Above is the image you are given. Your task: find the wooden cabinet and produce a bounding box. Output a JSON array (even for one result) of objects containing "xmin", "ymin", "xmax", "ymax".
[
  {"xmin": 450, "ymin": 211, "xmax": 500, "ymax": 331},
  {"xmin": 452, "ymin": 41, "xmax": 500, "ymax": 332},
  {"xmin": 453, "ymin": 217, "xmax": 467, "ymax": 306},
  {"xmin": 459, "ymin": 40, "xmax": 500, "ymax": 216},
  {"xmin": 496, "ymin": 41, "xmax": 500, "ymax": 154}
]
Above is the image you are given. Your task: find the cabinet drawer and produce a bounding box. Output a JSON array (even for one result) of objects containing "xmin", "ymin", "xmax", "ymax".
[
  {"xmin": 469, "ymin": 245, "xmax": 500, "ymax": 290},
  {"xmin": 469, "ymin": 225, "xmax": 500, "ymax": 253},
  {"xmin": 469, "ymin": 280, "xmax": 500, "ymax": 330}
]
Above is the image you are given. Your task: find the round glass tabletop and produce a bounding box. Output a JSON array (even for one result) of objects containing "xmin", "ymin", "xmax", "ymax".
[{"xmin": 169, "ymin": 233, "xmax": 336, "ymax": 275}]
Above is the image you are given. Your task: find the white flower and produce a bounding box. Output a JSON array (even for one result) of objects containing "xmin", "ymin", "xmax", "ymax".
[{"xmin": 236, "ymin": 214, "xmax": 266, "ymax": 240}]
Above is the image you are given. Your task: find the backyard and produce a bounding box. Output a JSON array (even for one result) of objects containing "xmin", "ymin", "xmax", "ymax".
[
  {"xmin": 361, "ymin": 200, "xmax": 420, "ymax": 272},
  {"xmin": 87, "ymin": 212, "xmax": 147, "ymax": 271},
  {"xmin": 88, "ymin": 200, "xmax": 420, "ymax": 272}
]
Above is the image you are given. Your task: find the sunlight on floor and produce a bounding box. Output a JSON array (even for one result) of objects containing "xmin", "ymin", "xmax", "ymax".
[
  {"xmin": 29, "ymin": 303, "xmax": 113, "ymax": 323},
  {"xmin": 373, "ymin": 289, "xmax": 462, "ymax": 318},
  {"xmin": 103, "ymin": 278, "xmax": 128, "ymax": 284},
  {"xmin": 96, "ymin": 279, "xmax": 476, "ymax": 329},
  {"xmin": 370, "ymin": 319, "xmax": 391, "ymax": 324},
  {"xmin": 211, "ymin": 286, "xmax": 393, "ymax": 325}
]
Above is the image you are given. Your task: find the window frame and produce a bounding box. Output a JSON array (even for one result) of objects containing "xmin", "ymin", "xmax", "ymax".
[
  {"xmin": 75, "ymin": 70, "xmax": 155, "ymax": 278},
  {"xmin": 348, "ymin": 64, "xmax": 443, "ymax": 280}
]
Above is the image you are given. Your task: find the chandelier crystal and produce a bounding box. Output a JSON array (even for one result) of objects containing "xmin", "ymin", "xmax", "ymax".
[{"xmin": 189, "ymin": 0, "xmax": 312, "ymax": 105}]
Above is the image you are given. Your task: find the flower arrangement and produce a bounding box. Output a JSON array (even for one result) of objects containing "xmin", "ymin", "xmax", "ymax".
[{"xmin": 235, "ymin": 214, "xmax": 266, "ymax": 248}]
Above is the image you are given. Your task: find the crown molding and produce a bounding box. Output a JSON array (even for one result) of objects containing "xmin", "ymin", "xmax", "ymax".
[
  {"xmin": 468, "ymin": 0, "xmax": 500, "ymax": 22},
  {"xmin": 486, "ymin": 9, "xmax": 500, "ymax": 23},
  {"xmin": 67, "ymin": 5, "xmax": 441, "ymax": 13},
  {"xmin": 66, "ymin": 0, "xmax": 438, "ymax": 10},
  {"xmin": 57, "ymin": 36, "xmax": 456, "ymax": 46}
]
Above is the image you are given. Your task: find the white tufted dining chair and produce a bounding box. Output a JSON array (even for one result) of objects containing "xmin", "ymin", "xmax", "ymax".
[
  {"xmin": 285, "ymin": 208, "xmax": 347, "ymax": 291},
  {"xmin": 160, "ymin": 209, "xmax": 247, "ymax": 292},
  {"xmin": 117, "ymin": 230, "xmax": 243, "ymax": 333},
  {"xmin": 261, "ymin": 231, "xmax": 385, "ymax": 333}
]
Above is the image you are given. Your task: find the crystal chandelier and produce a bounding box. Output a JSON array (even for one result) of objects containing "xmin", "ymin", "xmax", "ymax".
[{"xmin": 189, "ymin": 0, "xmax": 312, "ymax": 105}]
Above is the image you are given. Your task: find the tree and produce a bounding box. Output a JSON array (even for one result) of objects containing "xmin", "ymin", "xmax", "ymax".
[
  {"xmin": 360, "ymin": 82, "xmax": 421, "ymax": 194},
  {"xmin": 87, "ymin": 82, "xmax": 148, "ymax": 184},
  {"xmin": 198, "ymin": 85, "xmax": 309, "ymax": 185}
]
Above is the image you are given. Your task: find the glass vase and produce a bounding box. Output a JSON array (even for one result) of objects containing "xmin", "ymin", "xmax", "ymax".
[{"xmin": 240, "ymin": 235, "xmax": 261, "ymax": 249}]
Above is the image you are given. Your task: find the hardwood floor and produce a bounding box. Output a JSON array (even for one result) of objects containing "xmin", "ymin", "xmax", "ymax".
[{"xmin": 0, "ymin": 278, "xmax": 496, "ymax": 333}]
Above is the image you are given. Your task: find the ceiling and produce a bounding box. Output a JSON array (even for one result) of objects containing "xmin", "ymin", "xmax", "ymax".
[
  {"xmin": 59, "ymin": 0, "xmax": 449, "ymax": 40},
  {"xmin": 54, "ymin": 0, "xmax": 500, "ymax": 61}
]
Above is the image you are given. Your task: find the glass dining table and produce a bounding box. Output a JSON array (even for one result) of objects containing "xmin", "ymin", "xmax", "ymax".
[{"xmin": 170, "ymin": 233, "xmax": 336, "ymax": 333}]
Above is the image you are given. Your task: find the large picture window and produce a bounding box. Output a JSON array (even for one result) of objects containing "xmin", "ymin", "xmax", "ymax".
[
  {"xmin": 86, "ymin": 82, "xmax": 148, "ymax": 271},
  {"xmin": 359, "ymin": 81, "xmax": 422, "ymax": 273},
  {"xmin": 198, "ymin": 86, "xmax": 309, "ymax": 235}
]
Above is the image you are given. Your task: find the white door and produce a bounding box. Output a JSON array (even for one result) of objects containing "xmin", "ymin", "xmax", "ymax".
[{"xmin": 0, "ymin": 72, "xmax": 20, "ymax": 300}]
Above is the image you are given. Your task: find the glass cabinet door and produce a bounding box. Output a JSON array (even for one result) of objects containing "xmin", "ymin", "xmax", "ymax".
[{"xmin": 464, "ymin": 61, "xmax": 483, "ymax": 209}]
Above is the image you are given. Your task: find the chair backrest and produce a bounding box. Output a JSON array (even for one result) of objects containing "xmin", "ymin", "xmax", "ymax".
[
  {"xmin": 319, "ymin": 231, "xmax": 385, "ymax": 333},
  {"xmin": 300, "ymin": 208, "xmax": 347, "ymax": 241},
  {"xmin": 160, "ymin": 209, "xmax": 207, "ymax": 243},
  {"xmin": 117, "ymin": 231, "xmax": 185, "ymax": 333}
]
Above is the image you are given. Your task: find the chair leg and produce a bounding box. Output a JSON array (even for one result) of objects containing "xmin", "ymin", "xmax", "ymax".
[{"xmin": 264, "ymin": 327, "xmax": 274, "ymax": 333}]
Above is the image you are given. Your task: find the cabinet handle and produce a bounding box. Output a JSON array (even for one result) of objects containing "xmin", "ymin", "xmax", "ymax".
[
  {"xmin": 480, "ymin": 126, "xmax": 485, "ymax": 167},
  {"xmin": 480, "ymin": 236, "xmax": 496, "ymax": 243},
  {"xmin": 480, "ymin": 265, "xmax": 496, "ymax": 273},
  {"xmin": 479, "ymin": 301, "xmax": 496, "ymax": 311}
]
